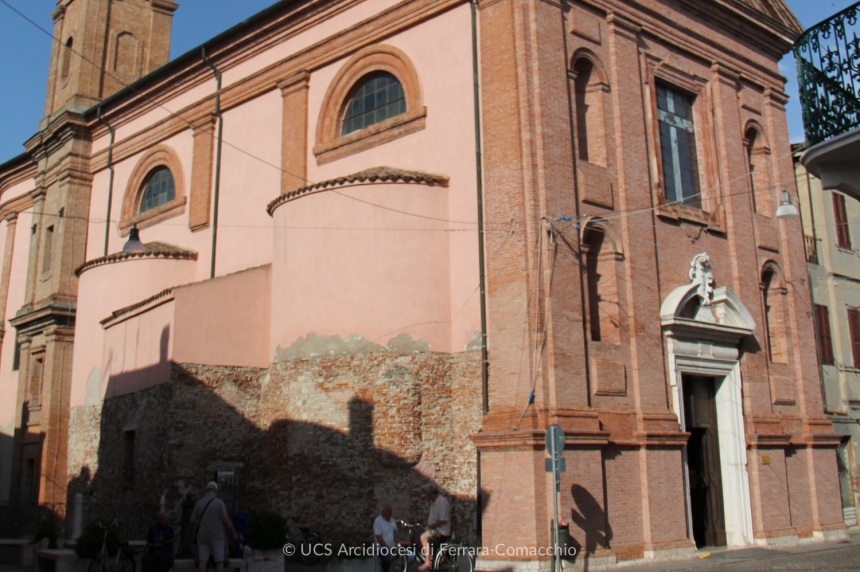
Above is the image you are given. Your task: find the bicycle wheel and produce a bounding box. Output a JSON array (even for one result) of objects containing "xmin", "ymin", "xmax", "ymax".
[
  {"xmin": 117, "ymin": 553, "xmax": 136, "ymax": 572},
  {"xmin": 88, "ymin": 556, "xmax": 107, "ymax": 572},
  {"xmin": 390, "ymin": 552, "xmax": 409, "ymax": 572},
  {"xmin": 434, "ymin": 547, "xmax": 456, "ymax": 572},
  {"xmin": 299, "ymin": 534, "xmax": 321, "ymax": 566}
]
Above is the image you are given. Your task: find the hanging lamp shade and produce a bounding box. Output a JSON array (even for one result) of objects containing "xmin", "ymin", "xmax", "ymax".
[
  {"xmin": 775, "ymin": 190, "xmax": 799, "ymax": 219},
  {"xmin": 123, "ymin": 226, "xmax": 146, "ymax": 253}
]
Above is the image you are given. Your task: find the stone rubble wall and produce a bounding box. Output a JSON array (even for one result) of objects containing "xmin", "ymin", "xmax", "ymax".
[{"xmin": 66, "ymin": 350, "xmax": 482, "ymax": 543}]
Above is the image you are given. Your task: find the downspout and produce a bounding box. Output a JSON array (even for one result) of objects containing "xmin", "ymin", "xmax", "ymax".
[
  {"xmin": 97, "ymin": 106, "xmax": 115, "ymax": 257},
  {"xmin": 470, "ymin": 0, "xmax": 487, "ymax": 549},
  {"xmin": 470, "ymin": 0, "xmax": 489, "ymax": 417},
  {"xmin": 202, "ymin": 48, "xmax": 224, "ymax": 280},
  {"xmin": 802, "ymin": 162, "xmax": 828, "ymax": 410}
]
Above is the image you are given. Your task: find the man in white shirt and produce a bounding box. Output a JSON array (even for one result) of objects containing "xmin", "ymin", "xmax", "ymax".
[
  {"xmin": 374, "ymin": 504, "xmax": 398, "ymax": 572},
  {"xmin": 418, "ymin": 484, "xmax": 450, "ymax": 571}
]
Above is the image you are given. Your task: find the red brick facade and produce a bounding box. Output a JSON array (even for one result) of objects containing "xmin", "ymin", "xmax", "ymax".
[{"xmin": 0, "ymin": 0, "xmax": 848, "ymax": 567}]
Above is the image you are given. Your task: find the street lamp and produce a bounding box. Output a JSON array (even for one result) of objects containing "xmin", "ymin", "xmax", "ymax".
[
  {"xmin": 775, "ymin": 190, "xmax": 799, "ymax": 219},
  {"xmin": 122, "ymin": 225, "xmax": 146, "ymax": 253}
]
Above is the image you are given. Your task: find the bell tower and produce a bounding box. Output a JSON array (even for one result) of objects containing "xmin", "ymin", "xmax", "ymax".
[{"xmin": 43, "ymin": 0, "xmax": 178, "ymax": 122}]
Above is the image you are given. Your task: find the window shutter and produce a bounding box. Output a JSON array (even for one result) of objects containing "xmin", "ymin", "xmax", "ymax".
[
  {"xmin": 815, "ymin": 304, "xmax": 834, "ymax": 365},
  {"xmin": 833, "ymin": 192, "xmax": 852, "ymax": 249},
  {"xmin": 848, "ymin": 308, "xmax": 860, "ymax": 368}
]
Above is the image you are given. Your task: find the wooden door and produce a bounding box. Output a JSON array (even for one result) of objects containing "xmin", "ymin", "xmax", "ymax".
[{"xmin": 683, "ymin": 375, "xmax": 727, "ymax": 547}]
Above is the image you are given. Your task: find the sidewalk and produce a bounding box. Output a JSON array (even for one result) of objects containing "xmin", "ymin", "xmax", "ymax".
[{"xmin": 595, "ymin": 528, "xmax": 860, "ymax": 571}]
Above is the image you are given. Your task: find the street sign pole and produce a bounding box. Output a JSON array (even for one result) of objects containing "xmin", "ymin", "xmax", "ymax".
[{"xmin": 545, "ymin": 424, "xmax": 565, "ymax": 572}]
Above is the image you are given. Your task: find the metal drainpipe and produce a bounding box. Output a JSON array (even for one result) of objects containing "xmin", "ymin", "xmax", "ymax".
[
  {"xmin": 202, "ymin": 48, "xmax": 224, "ymax": 280},
  {"xmin": 470, "ymin": 0, "xmax": 489, "ymax": 416},
  {"xmin": 97, "ymin": 106, "xmax": 115, "ymax": 257},
  {"xmin": 470, "ymin": 0, "xmax": 487, "ymax": 549}
]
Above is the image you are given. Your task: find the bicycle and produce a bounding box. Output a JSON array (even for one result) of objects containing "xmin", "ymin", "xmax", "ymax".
[
  {"xmin": 284, "ymin": 526, "xmax": 323, "ymax": 566},
  {"xmin": 88, "ymin": 520, "xmax": 137, "ymax": 572},
  {"xmin": 389, "ymin": 521, "xmax": 472, "ymax": 572}
]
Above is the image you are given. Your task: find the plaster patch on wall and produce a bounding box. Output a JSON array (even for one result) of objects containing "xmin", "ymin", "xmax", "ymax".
[
  {"xmin": 84, "ymin": 367, "xmax": 104, "ymax": 406},
  {"xmin": 464, "ymin": 331, "xmax": 482, "ymax": 352},
  {"xmin": 276, "ymin": 332, "xmax": 429, "ymax": 362}
]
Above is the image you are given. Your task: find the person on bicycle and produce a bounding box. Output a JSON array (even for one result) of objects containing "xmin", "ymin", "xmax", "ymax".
[
  {"xmin": 142, "ymin": 511, "xmax": 175, "ymax": 572},
  {"xmin": 191, "ymin": 482, "xmax": 239, "ymax": 572},
  {"xmin": 418, "ymin": 484, "xmax": 450, "ymax": 571},
  {"xmin": 374, "ymin": 504, "xmax": 398, "ymax": 572}
]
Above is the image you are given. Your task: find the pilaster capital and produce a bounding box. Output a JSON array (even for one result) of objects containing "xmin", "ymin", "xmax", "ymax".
[
  {"xmin": 606, "ymin": 11, "xmax": 641, "ymax": 41},
  {"xmin": 278, "ymin": 71, "xmax": 311, "ymax": 98},
  {"xmin": 711, "ymin": 63, "xmax": 741, "ymax": 89}
]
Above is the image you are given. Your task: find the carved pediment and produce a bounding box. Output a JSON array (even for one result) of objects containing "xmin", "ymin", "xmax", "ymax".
[{"xmin": 661, "ymin": 253, "xmax": 756, "ymax": 338}]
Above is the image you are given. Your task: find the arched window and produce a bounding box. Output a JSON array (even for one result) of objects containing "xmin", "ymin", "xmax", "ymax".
[
  {"xmin": 341, "ymin": 72, "xmax": 406, "ymax": 136},
  {"xmin": 761, "ymin": 264, "xmax": 788, "ymax": 363},
  {"xmin": 139, "ymin": 167, "xmax": 176, "ymax": 214},
  {"xmin": 583, "ymin": 222, "xmax": 620, "ymax": 344},
  {"xmin": 745, "ymin": 125, "xmax": 773, "ymax": 215},
  {"xmin": 572, "ymin": 56, "xmax": 608, "ymax": 167}
]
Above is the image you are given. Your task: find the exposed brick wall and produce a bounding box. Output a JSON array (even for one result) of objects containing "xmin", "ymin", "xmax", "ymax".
[{"xmin": 66, "ymin": 350, "xmax": 482, "ymax": 543}]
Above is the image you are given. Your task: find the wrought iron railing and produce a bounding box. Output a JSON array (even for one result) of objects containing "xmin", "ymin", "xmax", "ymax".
[
  {"xmin": 795, "ymin": 1, "xmax": 860, "ymax": 146},
  {"xmin": 805, "ymin": 235, "xmax": 819, "ymax": 264}
]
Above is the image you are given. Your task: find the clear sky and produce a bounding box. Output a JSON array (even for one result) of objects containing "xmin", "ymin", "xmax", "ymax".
[{"xmin": 0, "ymin": 0, "xmax": 856, "ymax": 164}]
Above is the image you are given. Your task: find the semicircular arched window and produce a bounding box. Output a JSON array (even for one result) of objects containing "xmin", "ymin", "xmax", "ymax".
[
  {"xmin": 139, "ymin": 167, "xmax": 176, "ymax": 214},
  {"xmin": 341, "ymin": 71, "xmax": 406, "ymax": 136}
]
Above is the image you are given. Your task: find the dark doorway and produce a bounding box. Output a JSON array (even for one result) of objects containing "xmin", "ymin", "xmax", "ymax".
[{"xmin": 683, "ymin": 375, "xmax": 726, "ymax": 548}]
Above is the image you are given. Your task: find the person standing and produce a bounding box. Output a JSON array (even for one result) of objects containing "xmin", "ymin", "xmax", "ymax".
[
  {"xmin": 191, "ymin": 482, "xmax": 239, "ymax": 572},
  {"xmin": 142, "ymin": 511, "xmax": 176, "ymax": 572},
  {"xmin": 374, "ymin": 504, "xmax": 398, "ymax": 572}
]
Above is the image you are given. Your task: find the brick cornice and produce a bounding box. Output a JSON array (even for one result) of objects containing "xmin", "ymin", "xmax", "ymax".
[
  {"xmin": 606, "ymin": 11, "xmax": 641, "ymax": 41},
  {"xmin": 0, "ymin": 193, "xmax": 35, "ymax": 223},
  {"xmin": 0, "ymin": 155, "xmax": 37, "ymax": 200},
  {"xmin": 88, "ymin": 0, "xmax": 465, "ymax": 172},
  {"xmin": 584, "ymin": 0, "xmax": 790, "ymax": 88}
]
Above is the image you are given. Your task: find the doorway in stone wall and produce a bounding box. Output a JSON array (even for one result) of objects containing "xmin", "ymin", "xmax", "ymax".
[{"xmin": 683, "ymin": 374, "xmax": 727, "ymax": 548}]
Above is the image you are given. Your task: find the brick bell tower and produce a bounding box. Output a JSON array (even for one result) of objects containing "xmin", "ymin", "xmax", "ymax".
[{"xmin": 9, "ymin": 0, "xmax": 177, "ymax": 505}]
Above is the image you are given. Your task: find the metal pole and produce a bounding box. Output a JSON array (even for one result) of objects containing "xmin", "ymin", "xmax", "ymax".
[{"xmin": 551, "ymin": 429, "xmax": 561, "ymax": 572}]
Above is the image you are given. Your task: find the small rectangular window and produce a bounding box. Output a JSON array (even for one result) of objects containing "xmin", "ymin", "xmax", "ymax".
[
  {"xmin": 123, "ymin": 430, "xmax": 135, "ymax": 486},
  {"xmin": 848, "ymin": 308, "xmax": 860, "ymax": 368},
  {"xmin": 833, "ymin": 192, "xmax": 852, "ymax": 250},
  {"xmin": 657, "ymin": 84, "xmax": 701, "ymax": 209},
  {"xmin": 42, "ymin": 226, "xmax": 54, "ymax": 274},
  {"xmin": 815, "ymin": 304, "xmax": 834, "ymax": 365}
]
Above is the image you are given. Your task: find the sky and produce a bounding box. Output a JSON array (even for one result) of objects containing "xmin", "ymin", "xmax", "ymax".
[{"xmin": 0, "ymin": 0, "xmax": 856, "ymax": 164}]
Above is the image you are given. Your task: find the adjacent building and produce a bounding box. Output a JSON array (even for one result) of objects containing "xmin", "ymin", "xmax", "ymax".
[
  {"xmin": 0, "ymin": 0, "xmax": 848, "ymax": 567},
  {"xmin": 795, "ymin": 143, "xmax": 860, "ymax": 527}
]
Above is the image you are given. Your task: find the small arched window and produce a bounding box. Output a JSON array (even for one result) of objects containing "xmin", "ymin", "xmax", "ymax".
[
  {"xmin": 745, "ymin": 125, "xmax": 773, "ymax": 215},
  {"xmin": 139, "ymin": 167, "xmax": 176, "ymax": 214},
  {"xmin": 583, "ymin": 223, "xmax": 620, "ymax": 344},
  {"xmin": 572, "ymin": 56, "xmax": 608, "ymax": 167},
  {"xmin": 341, "ymin": 71, "xmax": 406, "ymax": 136},
  {"xmin": 61, "ymin": 37, "xmax": 73, "ymax": 81},
  {"xmin": 761, "ymin": 264, "xmax": 788, "ymax": 364}
]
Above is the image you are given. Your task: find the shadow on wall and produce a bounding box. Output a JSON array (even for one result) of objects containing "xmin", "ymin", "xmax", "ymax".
[
  {"xmin": 0, "ymin": 428, "xmax": 14, "ymax": 501},
  {"xmin": 67, "ymin": 345, "xmax": 487, "ymax": 546}
]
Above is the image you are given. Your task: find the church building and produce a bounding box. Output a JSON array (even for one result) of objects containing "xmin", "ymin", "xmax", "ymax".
[{"xmin": 0, "ymin": 0, "xmax": 848, "ymax": 567}]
